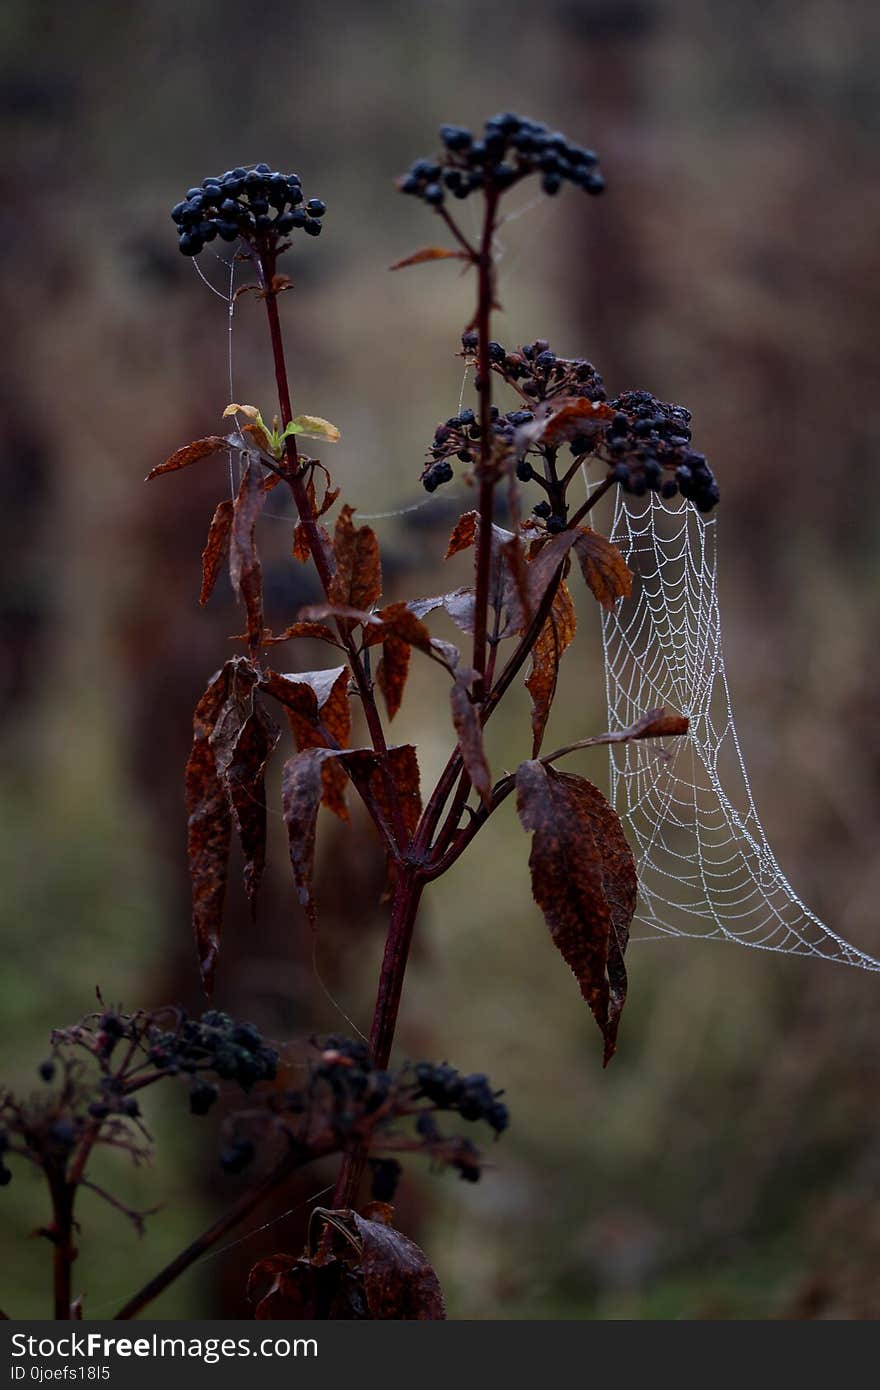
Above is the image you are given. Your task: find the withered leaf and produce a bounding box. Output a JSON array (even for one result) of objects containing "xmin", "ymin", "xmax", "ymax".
[
  {"xmin": 230, "ymin": 460, "xmax": 266, "ymax": 653},
  {"xmin": 376, "ymin": 635, "xmax": 410, "ymax": 720},
  {"xmin": 146, "ymin": 435, "xmax": 228, "ymax": 481},
  {"xmin": 299, "ymin": 602, "xmax": 383, "ymax": 630},
  {"xmin": 346, "ymin": 744, "xmax": 421, "ymax": 844},
  {"xmin": 328, "ymin": 505, "xmax": 382, "ymax": 618},
  {"xmin": 292, "ymin": 518, "xmax": 334, "ymax": 567},
  {"xmin": 525, "ymin": 529, "xmax": 579, "ymax": 617},
  {"xmin": 208, "ymin": 662, "xmax": 278, "ymax": 920},
  {"xmin": 449, "ymin": 678, "xmax": 491, "ymax": 807},
  {"xmin": 185, "ymin": 665, "xmax": 234, "ymax": 995},
  {"xmin": 248, "ymin": 1254, "xmax": 367, "ymax": 1320},
  {"xmin": 525, "ymin": 579, "xmax": 577, "ymax": 755},
  {"xmin": 573, "ymin": 528, "xmax": 632, "ymax": 610},
  {"xmin": 199, "ymin": 499, "xmax": 234, "ymax": 607},
  {"xmin": 445, "ymin": 513, "xmax": 529, "ymax": 637},
  {"xmin": 532, "ymin": 397, "xmax": 615, "ymax": 448},
  {"xmin": 222, "ymin": 699, "xmax": 280, "ymax": 916},
  {"xmin": 389, "ymin": 245, "xmax": 470, "ymax": 271},
  {"xmin": 351, "ymin": 1213, "xmax": 446, "ymax": 1320},
  {"xmin": 369, "ymin": 602, "xmax": 434, "ymax": 653},
  {"xmin": 622, "ymin": 708, "xmax": 690, "ymax": 741},
  {"xmin": 282, "ymin": 748, "xmax": 343, "ymax": 926},
  {"xmin": 445, "ymin": 510, "xmax": 478, "ymax": 559},
  {"xmin": 516, "ymin": 762, "xmax": 637, "ymax": 1064},
  {"xmin": 270, "ymin": 667, "xmax": 352, "ymax": 821},
  {"xmin": 248, "ymin": 621, "xmax": 339, "ymax": 646}
]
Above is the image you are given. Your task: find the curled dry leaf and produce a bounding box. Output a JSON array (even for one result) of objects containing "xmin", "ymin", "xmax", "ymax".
[
  {"xmin": 229, "ymin": 460, "xmax": 267, "ymax": 653},
  {"xmin": 525, "ymin": 579, "xmax": 577, "ymax": 755},
  {"xmin": 516, "ymin": 762, "xmax": 637, "ymax": 1063},
  {"xmin": 573, "ymin": 528, "xmax": 632, "ymax": 610},
  {"xmin": 328, "ymin": 505, "xmax": 382, "ymax": 621},
  {"xmin": 247, "ymin": 1211, "xmax": 445, "ymax": 1321},
  {"xmin": 622, "ymin": 708, "xmax": 690, "ymax": 740},
  {"xmin": 262, "ymin": 667, "xmax": 352, "ymax": 820},
  {"xmin": 185, "ymin": 666, "xmax": 234, "ymax": 995},
  {"xmin": 445, "ymin": 510, "xmax": 478, "ymax": 559},
  {"xmin": 208, "ymin": 660, "xmax": 279, "ymax": 920},
  {"xmin": 199, "ymin": 499, "xmax": 234, "ymax": 607},
  {"xmin": 219, "ymin": 699, "xmax": 280, "ymax": 918},
  {"xmin": 530, "ymin": 396, "xmax": 615, "ymax": 449},
  {"xmin": 351, "ymin": 1212, "xmax": 446, "ymax": 1320},
  {"xmin": 256, "ymin": 621, "xmax": 339, "ymax": 647},
  {"xmin": 248, "ymin": 1253, "xmax": 367, "ymax": 1320},
  {"xmin": 445, "ymin": 512, "xmax": 529, "ymax": 637},
  {"xmin": 449, "ymin": 678, "xmax": 491, "ymax": 807},
  {"xmin": 145, "ymin": 435, "xmax": 228, "ymax": 481},
  {"xmin": 389, "ymin": 245, "xmax": 470, "ymax": 271},
  {"xmin": 281, "ymin": 748, "xmax": 344, "ymax": 926},
  {"xmin": 376, "ymin": 635, "xmax": 409, "ymax": 720},
  {"xmin": 345, "ymin": 745, "xmax": 421, "ymax": 848}
]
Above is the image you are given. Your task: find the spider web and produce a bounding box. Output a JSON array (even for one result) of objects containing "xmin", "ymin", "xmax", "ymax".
[{"xmin": 600, "ymin": 491, "xmax": 880, "ymax": 971}]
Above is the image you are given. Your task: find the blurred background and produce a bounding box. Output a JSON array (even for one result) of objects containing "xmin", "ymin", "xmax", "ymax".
[{"xmin": 2, "ymin": 0, "xmax": 879, "ymax": 1320}]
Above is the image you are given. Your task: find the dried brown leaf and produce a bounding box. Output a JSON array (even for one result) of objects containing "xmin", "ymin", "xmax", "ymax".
[
  {"xmin": 277, "ymin": 667, "xmax": 352, "ymax": 821},
  {"xmin": 376, "ymin": 635, "xmax": 410, "ymax": 720},
  {"xmin": 248, "ymin": 1254, "xmax": 366, "ymax": 1320},
  {"xmin": 573, "ymin": 528, "xmax": 632, "ymax": 610},
  {"xmin": 328, "ymin": 505, "xmax": 382, "ymax": 618},
  {"xmin": 516, "ymin": 762, "xmax": 637, "ymax": 1063},
  {"xmin": 223, "ymin": 700, "xmax": 280, "ymax": 916},
  {"xmin": 185, "ymin": 665, "xmax": 233, "ymax": 994},
  {"xmin": 146, "ymin": 435, "xmax": 227, "ymax": 481},
  {"xmin": 345, "ymin": 745, "xmax": 421, "ymax": 847},
  {"xmin": 623, "ymin": 708, "xmax": 690, "ymax": 740},
  {"xmin": 525, "ymin": 579, "xmax": 577, "ymax": 755},
  {"xmin": 444, "ymin": 511, "xmax": 479, "ymax": 559},
  {"xmin": 281, "ymin": 748, "xmax": 343, "ymax": 926},
  {"xmin": 259, "ymin": 621, "xmax": 339, "ymax": 646},
  {"xmin": 389, "ymin": 246, "xmax": 469, "ymax": 271},
  {"xmin": 536, "ymin": 397, "xmax": 615, "ymax": 447},
  {"xmin": 230, "ymin": 460, "xmax": 266, "ymax": 652},
  {"xmin": 351, "ymin": 1213, "xmax": 446, "ymax": 1320},
  {"xmin": 449, "ymin": 679, "xmax": 491, "ymax": 807},
  {"xmin": 199, "ymin": 499, "xmax": 234, "ymax": 607}
]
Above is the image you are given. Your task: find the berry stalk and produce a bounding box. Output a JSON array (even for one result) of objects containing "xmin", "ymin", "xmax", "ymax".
[{"xmin": 471, "ymin": 190, "xmax": 500, "ymax": 698}]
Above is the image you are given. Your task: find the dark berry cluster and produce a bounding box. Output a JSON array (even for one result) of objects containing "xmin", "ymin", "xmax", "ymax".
[
  {"xmin": 146, "ymin": 1009, "xmax": 279, "ymax": 1106},
  {"xmin": 170, "ymin": 165, "xmax": 326, "ymax": 257},
  {"xmin": 600, "ymin": 390, "xmax": 720, "ymax": 511},
  {"xmin": 413, "ymin": 1062, "xmax": 509, "ymax": 1135},
  {"xmin": 398, "ymin": 113, "xmax": 605, "ymax": 206},
  {"xmin": 472, "ymin": 334, "xmax": 607, "ymax": 407},
  {"xmin": 307, "ymin": 1036, "xmax": 393, "ymax": 1125},
  {"xmin": 422, "ymin": 333, "xmax": 718, "ymax": 513}
]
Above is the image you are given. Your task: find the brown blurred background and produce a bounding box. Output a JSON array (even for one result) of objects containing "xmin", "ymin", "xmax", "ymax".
[{"xmin": 2, "ymin": 0, "xmax": 879, "ymax": 1319}]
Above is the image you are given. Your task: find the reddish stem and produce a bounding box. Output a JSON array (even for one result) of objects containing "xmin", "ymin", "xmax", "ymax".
[{"xmin": 470, "ymin": 191, "xmax": 499, "ymax": 698}]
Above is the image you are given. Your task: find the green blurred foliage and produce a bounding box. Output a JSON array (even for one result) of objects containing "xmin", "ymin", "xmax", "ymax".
[{"xmin": 1, "ymin": 0, "xmax": 879, "ymax": 1320}]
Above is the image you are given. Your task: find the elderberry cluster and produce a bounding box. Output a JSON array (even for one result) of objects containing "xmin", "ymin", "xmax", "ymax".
[
  {"xmin": 414, "ymin": 1062, "xmax": 509, "ymax": 1135},
  {"xmin": 170, "ymin": 165, "xmax": 327, "ymax": 256},
  {"xmin": 398, "ymin": 113, "xmax": 605, "ymax": 206},
  {"xmin": 601, "ymin": 390, "xmax": 720, "ymax": 511},
  {"xmin": 146, "ymin": 1009, "xmax": 279, "ymax": 1111},
  {"xmin": 473, "ymin": 333, "xmax": 608, "ymax": 406}
]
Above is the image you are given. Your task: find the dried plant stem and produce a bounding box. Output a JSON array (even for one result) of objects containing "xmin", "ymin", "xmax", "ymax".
[
  {"xmin": 113, "ymin": 1143, "xmax": 331, "ymax": 1320},
  {"xmin": 471, "ymin": 190, "xmax": 499, "ymax": 698},
  {"xmin": 49, "ymin": 1175, "xmax": 75, "ymax": 1320}
]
